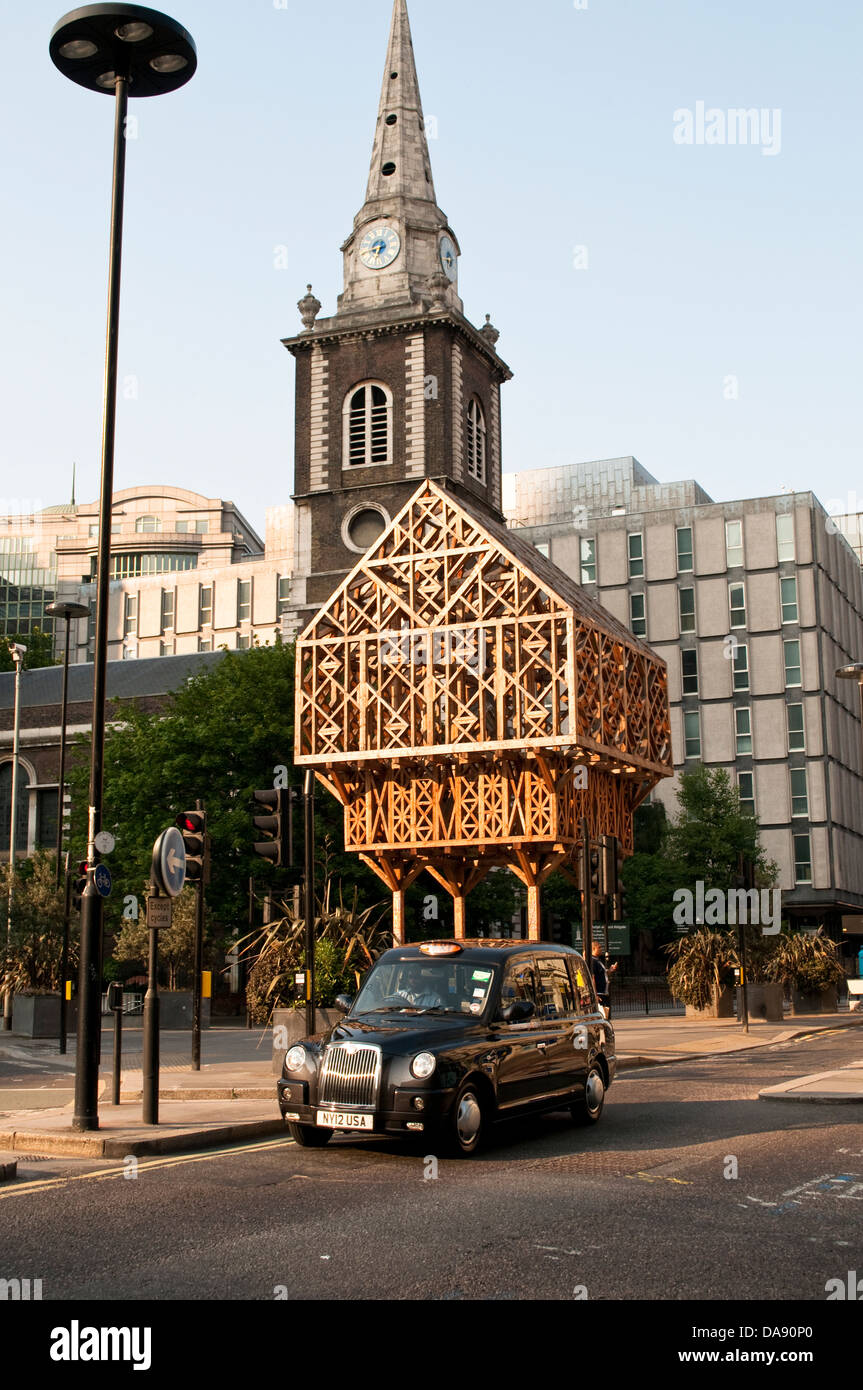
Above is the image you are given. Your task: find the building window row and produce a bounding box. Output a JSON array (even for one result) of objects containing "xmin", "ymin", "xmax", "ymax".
[{"xmin": 614, "ymin": 514, "xmax": 798, "ymax": 586}]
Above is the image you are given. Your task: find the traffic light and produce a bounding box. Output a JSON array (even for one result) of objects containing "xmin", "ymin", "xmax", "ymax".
[
  {"xmin": 253, "ymin": 789, "xmax": 293, "ymax": 868},
  {"xmin": 589, "ymin": 846, "xmax": 602, "ymax": 899},
  {"xmin": 71, "ymin": 860, "xmax": 88, "ymax": 911},
  {"xmin": 175, "ymin": 810, "xmax": 207, "ymax": 883}
]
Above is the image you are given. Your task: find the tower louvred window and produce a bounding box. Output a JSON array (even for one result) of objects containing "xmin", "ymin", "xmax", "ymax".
[
  {"xmin": 467, "ymin": 398, "xmax": 487, "ymax": 483},
  {"xmin": 346, "ymin": 383, "xmax": 392, "ymax": 466}
]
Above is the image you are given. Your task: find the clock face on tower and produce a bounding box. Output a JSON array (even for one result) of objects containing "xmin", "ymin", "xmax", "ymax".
[
  {"xmin": 439, "ymin": 235, "xmax": 457, "ymax": 281},
  {"xmin": 359, "ymin": 225, "xmax": 402, "ymax": 270}
]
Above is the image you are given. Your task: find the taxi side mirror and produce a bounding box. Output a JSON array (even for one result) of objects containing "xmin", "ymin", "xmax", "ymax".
[
  {"xmin": 334, "ymin": 994, "xmax": 354, "ymax": 1015},
  {"xmin": 499, "ymin": 999, "xmax": 535, "ymax": 1024}
]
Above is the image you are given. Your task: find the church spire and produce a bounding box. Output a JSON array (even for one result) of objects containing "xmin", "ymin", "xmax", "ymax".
[
  {"xmin": 364, "ymin": 0, "xmax": 436, "ymax": 209},
  {"xmin": 337, "ymin": 0, "xmax": 462, "ymax": 315}
]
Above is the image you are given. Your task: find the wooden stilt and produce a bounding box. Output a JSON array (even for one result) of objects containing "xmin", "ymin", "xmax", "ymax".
[
  {"xmin": 392, "ymin": 888, "xmax": 406, "ymax": 946},
  {"xmin": 527, "ymin": 883, "xmax": 541, "ymax": 942},
  {"xmin": 453, "ymin": 895, "xmax": 466, "ymax": 940}
]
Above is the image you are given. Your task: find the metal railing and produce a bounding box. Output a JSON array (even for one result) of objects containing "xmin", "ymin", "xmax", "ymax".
[{"xmin": 609, "ymin": 980, "xmax": 684, "ymax": 1017}]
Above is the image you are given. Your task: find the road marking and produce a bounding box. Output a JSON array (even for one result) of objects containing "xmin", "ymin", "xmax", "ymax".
[
  {"xmin": 626, "ymin": 1171, "xmax": 692, "ymax": 1186},
  {"xmin": 0, "ymin": 1135, "xmax": 297, "ymax": 1202}
]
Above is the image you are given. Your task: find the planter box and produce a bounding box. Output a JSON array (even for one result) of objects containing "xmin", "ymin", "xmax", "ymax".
[
  {"xmin": 686, "ymin": 986, "xmax": 735, "ymax": 1019},
  {"xmin": 791, "ymin": 985, "xmax": 838, "ymax": 1016},
  {"xmin": 738, "ymin": 982, "xmax": 784, "ymax": 1022},
  {"xmin": 12, "ymin": 994, "xmax": 61, "ymax": 1039},
  {"xmin": 272, "ymin": 1007, "xmax": 343, "ymax": 1074}
]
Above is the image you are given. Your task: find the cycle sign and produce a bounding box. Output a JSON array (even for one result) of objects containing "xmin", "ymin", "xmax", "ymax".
[{"xmin": 151, "ymin": 827, "xmax": 186, "ymax": 899}]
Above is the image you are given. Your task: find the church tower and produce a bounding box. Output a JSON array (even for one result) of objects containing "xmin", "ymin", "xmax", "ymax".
[{"xmin": 283, "ymin": 0, "xmax": 512, "ymax": 612}]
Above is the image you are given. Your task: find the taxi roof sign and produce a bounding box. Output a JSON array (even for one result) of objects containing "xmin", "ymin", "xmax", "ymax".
[{"xmin": 420, "ymin": 942, "xmax": 463, "ymax": 956}]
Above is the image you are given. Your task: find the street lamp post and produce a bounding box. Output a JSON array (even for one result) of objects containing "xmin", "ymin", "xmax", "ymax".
[
  {"xmin": 45, "ymin": 600, "xmax": 90, "ymax": 1053},
  {"xmin": 3, "ymin": 643, "xmax": 27, "ymax": 1032},
  {"xmin": 50, "ymin": 4, "xmax": 196, "ymax": 1130}
]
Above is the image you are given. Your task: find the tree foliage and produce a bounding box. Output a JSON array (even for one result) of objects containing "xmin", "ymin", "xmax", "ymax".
[
  {"xmin": 0, "ymin": 852, "xmax": 75, "ymax": 994},
  {"xmin": 65, "ymin": 642, "xmax": 384, "ymax": 952}
]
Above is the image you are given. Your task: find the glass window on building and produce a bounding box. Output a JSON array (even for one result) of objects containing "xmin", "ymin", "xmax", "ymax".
[
  {"xmin": 738, "ymin": 772, "xmax": 756, "ymax": 816},
  {"xmin": 123, "ymin": 593, "xmax": 138, "ymax": 637},
  {"xmin": 237, "ymin": 634, "xmax": 252, "ymax": 651},
  {"xmin": 161, "ymin": 588, "xmax": 175, "ymax": 633},
  {"xmin": 729, "ymin": 583, "xmax": 746, "ymax": 629},
  {"xmin": 787, "ymin": 703, "xmax": 805, "ymax": 752},
  {"xmin": 630, "ymin": 593, "xmax": 646, "ymax": 637},
  {"xmin": 534, "ymin": 542, "xmax": 550, "ymax": 559},
  {"xmin": 580, "ymin": 538, "xmax": 596, "ymax": 585},
  {"xmin": 111, "ymin": 553, "xmax": 197, "ymax": 579},
  {"xmin": 198, "ymin": 637, "xmax": 213, "ymax": 653},
  {"xmin": 776, "ymin": 513, "xmax": 795, "ymax": 562},
  {"xmin": 781, "ymin": 576, "xmax": 798, "ymax": 624},
  {"xmin": 733, "ymin": 643, "xmax": 750, "ymax": 691},
  {"xmin": 784, "ymin": 639, "xmax": 802, "ymax": 688},
  {"xmin": 793, "ymin": 832, "xmax": 812, "ymax": 885},
  {"xmin": 36, "ymin": 787, "xmax": 59, "ymax": 850},
  {"xmin": 0, "ymin": 762, "xmax": 30, "ymax": 849},
  {"xmin": 684, "ymin": 711, "xmax": 701, "ymax": 760},
  {"xmin": 195, "ymin": 520, "xmax": 209, "ymax": 535},
  {"xmin": 790, "ymin": 767, "xmax": 809, "ymax": 818},
  {"xmin": 135, "ymin": 515, "xmax": 161, "ymax": 534},
  {"xmin": 679, "ymin": 587, "xmax": 696, "ymax": 634},
  {"xmin": 735, "ymin": 707, "xmax": 753, "ymax": 755},
  {"xmin": 199, "ymin": 584, "xmax": 213, "ymax": 628},
  {"xmin": 676, "ymin": 527, "xmax": 693, "ymax": 573},
  {"xmin": 681, "ymin": 648, "xmax": 699, "ymax": 695},
  {"xmin": 628, "ymin": 534, "xmax": 644, "ymax": 578},
  {"xmin": 175, "ymin": 520, "xmax": 190, "ymax": 534},
  {"xmin": 726, "ymin": 520, "xmax": 744, "ymax": 568},
  {"xmin": 237, "ymin": 579, "xmax": 252, "ymax": 624},
  {"xmin": 277, "ymin": 576, "xmax": 292, "ymax": 617},
  {"xmin": 160, "ymin": 640, "xmax": 175, "ymax": 657}
]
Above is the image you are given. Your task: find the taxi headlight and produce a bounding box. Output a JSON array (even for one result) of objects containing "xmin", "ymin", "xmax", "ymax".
[
  {"xmin": 411, "ymin": 1051, "xmax": 436, "ymax": 1080},
  {"xmin": 285, "ymin": 1045, "xmax": 307, "ymax": 1072}
]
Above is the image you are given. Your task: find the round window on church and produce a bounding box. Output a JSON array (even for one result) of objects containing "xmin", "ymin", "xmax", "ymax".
[{"xmin": 343, "ymin": 506, "xmax": 389, "ymax": 555}]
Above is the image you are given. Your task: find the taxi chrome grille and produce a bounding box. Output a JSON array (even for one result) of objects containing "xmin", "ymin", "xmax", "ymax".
[{"xmin": 318, "ymin": 1043, "xmax": 382, "ymax": 1110}]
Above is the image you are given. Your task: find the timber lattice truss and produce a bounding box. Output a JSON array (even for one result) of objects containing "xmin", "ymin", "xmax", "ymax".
[{"xmin": 296, "ymin": 480, "xmax": 672, "ymax": 939}]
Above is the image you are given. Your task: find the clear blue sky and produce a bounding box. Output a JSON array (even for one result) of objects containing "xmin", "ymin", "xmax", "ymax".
[{"xmin": 1, "ymin": 0, "xmax": 861, "ymax": 536}]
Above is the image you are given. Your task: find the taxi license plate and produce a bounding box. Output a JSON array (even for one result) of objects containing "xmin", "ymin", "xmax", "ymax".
[{"xmin": 317, "ymin": 1110, "xmax": 374, "ymax": 1131}]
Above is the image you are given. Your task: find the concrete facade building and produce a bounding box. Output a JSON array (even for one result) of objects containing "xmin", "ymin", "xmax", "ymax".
[{"xmin": 504, "ymin": 458, "xmax": 863, "ymax": 928}]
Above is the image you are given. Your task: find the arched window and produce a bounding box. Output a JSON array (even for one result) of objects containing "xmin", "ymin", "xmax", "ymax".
[
  {"xmin": 343, "ymin": 383, "xmax": 392, "ymax": 468},
  {"xmin": 135, "ymin": 515, "xmax": 161, "ymax": 534},
  {"xmin": 0, "ymin": 761, "xmax": 30, "ymax": 852},
  {"xmin": 466, "ymin": 398, "xmax": 487, "ymax": 484}
]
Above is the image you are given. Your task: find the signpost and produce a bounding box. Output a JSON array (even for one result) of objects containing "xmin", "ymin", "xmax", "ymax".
[{"xmin": 143, "ymin": 828, "xmax": 186, "ymax": 1127}]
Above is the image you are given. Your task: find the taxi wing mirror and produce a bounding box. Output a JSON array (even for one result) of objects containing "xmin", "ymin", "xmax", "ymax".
[
  {"xmin": 499, "ymin": 999, "xmax": 535, "ymax": 1024},
  {"xmin": 334, "ymin": 994, "xmax": 354, "ymax": 1015}
]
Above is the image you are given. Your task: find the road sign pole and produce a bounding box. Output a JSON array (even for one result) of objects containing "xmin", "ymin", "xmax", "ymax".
[
  {"xmin": 142, "ymin": 894, "xmax": 164, "ymax": 1126},
  {"xmin": 580, "ymin": 817, "xmax": 593, "ymax": 963},
  {"xmin": 304, "ymin": 770, "xmax": 316, "ymax": 1037},
  {"xmin": 59, "ymin": 855, "xmax": 71, "ymax": 1056},
  {"xmin": 111, "ymin": 991, "xmax": 123, "ymax": 1106},
  {"xmin": 191, "ymin": 800, "xmax": 205, "ymax": 1073}
]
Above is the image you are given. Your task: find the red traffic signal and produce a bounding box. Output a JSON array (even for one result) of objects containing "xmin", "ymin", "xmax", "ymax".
[
  {"xmin": 71, "ymin": 860, "xmax": 88, "ymax": 910},
  {"xmin": 175, "ymin": 810, "xmax": 207, "ymax": 882}
]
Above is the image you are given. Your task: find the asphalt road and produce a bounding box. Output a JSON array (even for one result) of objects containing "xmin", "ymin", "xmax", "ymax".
[{"xmin": 1, "ymin": 1029, "xmax": 861, "ymax": 1303}]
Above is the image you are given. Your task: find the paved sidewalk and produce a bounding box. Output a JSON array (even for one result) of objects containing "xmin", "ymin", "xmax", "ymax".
[{"xmin": 0, "ymin": 1011, "xmax": 860, "ymax": 1161}]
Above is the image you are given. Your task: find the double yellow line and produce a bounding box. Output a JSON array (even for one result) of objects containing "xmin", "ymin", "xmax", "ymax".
[{"xmin": 0, "ymin": 1135, "xmax": 296, "ymax": 1202}]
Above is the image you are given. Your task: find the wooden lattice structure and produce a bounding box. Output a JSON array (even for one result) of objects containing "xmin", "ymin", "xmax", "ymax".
[{"xmin": 296, "ymin": 480, "xmax": 672, "ymax": 941}]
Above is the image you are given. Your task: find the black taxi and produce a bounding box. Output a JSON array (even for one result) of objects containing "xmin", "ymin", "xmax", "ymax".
[{"xmin": 277, "ymin": 939, "xmax": 615, "ymax": 1156}]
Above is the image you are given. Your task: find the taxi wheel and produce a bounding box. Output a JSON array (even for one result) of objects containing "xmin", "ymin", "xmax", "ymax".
[
  {"xmin": 287, "ymin": 1122, "xmax": 332, "ymax": 1147},
  {"xmin": 571, "ymin": 1064, "xmax": 605, "ymax": 1126},
  {"xmin": 446, "ymin": 1081, "xmax": 485, "ymax": 1157}
]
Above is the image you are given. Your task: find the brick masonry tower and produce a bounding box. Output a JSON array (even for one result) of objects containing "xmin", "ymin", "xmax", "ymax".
[{"xmin": 283, "ymin": 0, "xmax": 512, "ymax": 614}]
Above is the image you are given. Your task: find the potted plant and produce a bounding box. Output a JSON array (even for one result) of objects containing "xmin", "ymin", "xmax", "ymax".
[
  {"xmin": 234, "ymin": 867, "xmax": 389, "ymax": 1070},
  {"xmin": 664, "ymin": 928, "xmax": 738, "ymax": 1017},
  {"xmin": 763, "ymin": 929, "xmax": 845, "ymax": 1015},
  {"xmin": 0, "ymin": 853, "xmax": 73, "ymax": 1036}
]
